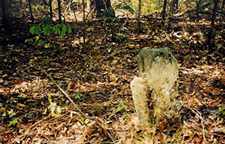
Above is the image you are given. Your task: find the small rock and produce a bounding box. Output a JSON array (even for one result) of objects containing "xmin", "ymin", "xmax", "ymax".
[{"xmin": 3, "ymin": 81, "xmax": 9, "ymax": 86}]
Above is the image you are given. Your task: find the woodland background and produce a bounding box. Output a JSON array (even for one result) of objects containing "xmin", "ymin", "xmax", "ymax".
[{"xmin": 0, "ymin": 0, "xmax": 225, "ymax": 143}]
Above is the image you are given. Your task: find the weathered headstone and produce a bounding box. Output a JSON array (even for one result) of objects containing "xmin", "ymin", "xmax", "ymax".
[
  {"xmin": 131, "ymin": 47, "xmax": 179, "ymax": 128},
  {"xmin": 130, "ymin": 77, "xmax": 150, "ymax": 127}
]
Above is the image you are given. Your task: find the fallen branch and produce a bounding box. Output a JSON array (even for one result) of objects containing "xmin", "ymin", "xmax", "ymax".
[{"xmin": 43, "ymin": 71, "xmax": 90, "ymax": 120}]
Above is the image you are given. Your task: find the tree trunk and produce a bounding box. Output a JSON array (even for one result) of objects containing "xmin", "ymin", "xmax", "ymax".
[
  {"xmin": 82, "ymin": 0, "xmax": 86, "ymax": 44},
  {"xmin": 161, "ymin": 0, "xmax": 168, "ymax": 24},
  {"xmin": 137, "ymin": 0, "xmax": 141, "ymax": 33},
  {"xmin": 222, "ymin": 0, "xmax": 225, "ymax": 10},
  {"xmin": 171, "ymin": 0, "xmax": 179, "ymax": 14},
  {"xmin": 196, "ymin": 0, "xmax": 202, "ymax": 19},
  {"xmin": 82, "ymin": 0, "xmax": 85, "ymax": 21},
  {"xmin": 0, "ymin": 0, "xmax": 7, "ymax": 24},
  {"xmin": 28, "ymin": 0, "xmax": 34, "ymax": 22},
  {"xmin": 57, "ymin": 0, "xmax": 62, "ymax": 22},
  {"xmin": 48, "ymin": 0, "xmax": 53, "ymax": 21},
  {"xmin": 207, "ymin": 0, "xmax": 219, "ymax": 48},
  {"xmin": 94, "ymin": 0, "xmax": 115, "ymax": 17}
]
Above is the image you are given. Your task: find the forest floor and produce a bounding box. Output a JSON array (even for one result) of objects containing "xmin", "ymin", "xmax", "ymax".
[{"xmin": 0, "ymin": 16, "xmax": 225, "ymax": 143}]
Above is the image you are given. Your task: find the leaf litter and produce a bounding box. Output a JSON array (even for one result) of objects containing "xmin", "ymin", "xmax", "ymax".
[{"xmin": 0, "ymin": 16, "xmax": 225, "ymax": 143}]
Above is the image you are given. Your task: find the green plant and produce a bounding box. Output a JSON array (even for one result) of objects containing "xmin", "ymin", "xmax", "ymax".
[
  {"xmin": 42, "ymin": 24, "xmax": 53, "ymax": 36},
  {"xmin": 2, "ymin": 109, "xmax": 19, "ymax": 127},
  {"xmin": 73, "ymin": 92, "xmax": 84, "ymax": 101},
  {"xmin": 115, "ymin": 101, "xmax": 127, "ymax": 113},
  {"xmin": 108, "ymin": 101, "xmax": 127, "ymax": 119},
  {"xmin": 29, "ymin": 24, "xmax": 42, "ymax": 35},
  {"xmin": 27, "ymin": 20, "xmax": 72, "ymax": 47},
  {"xmin": 8, "ymin": 118, "xmax": 18, "ymax": 127},
  {"xmin": 33, "ymin": 36, "xmax": 47, "ymax": 46},
  {"xmin": 45, "ymin": 94, "xmax": 62, "ymax": 117},
  {"xmin": 25, "ymin": 36, "xmax": 49, "ymax": 47},
  {"xmin": 218, "ymin": 105, "xmax": 225, "ymax": 117},
  {"xmin": 53, "ymin": 23, "xmax": 72, "ymax": 38},
  {"xmin": 29, "ymin": 23, "xmax": 72, "ymax": 37}
]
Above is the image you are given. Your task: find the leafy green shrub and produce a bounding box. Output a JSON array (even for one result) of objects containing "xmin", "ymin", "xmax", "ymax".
[
  {"xmin": 42, "ymin": 24, "xmax": 53, "ymax": 36},
  {"xmin": 53, "ymin": 23, "xmax": 72, "ymax": 38},
  {"xmin": 27, "ymin": 20, "xmax": 72, "ymax": 47},
  {"xmin": 29, "ymin": 23, "xmax": 72, "ymax": 38},
  {"xmin": 29, "ymin": 24, "xmax": 42, "ymax": 35}
]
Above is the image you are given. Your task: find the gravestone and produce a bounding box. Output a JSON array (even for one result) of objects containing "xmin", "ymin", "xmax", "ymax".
[{"xmin": 131, "ymin": 47, "xmax": 179, "ymax": 128}]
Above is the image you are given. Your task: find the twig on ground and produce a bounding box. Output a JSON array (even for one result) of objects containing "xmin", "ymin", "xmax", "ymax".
[
  {"xmin": 13, "ymin": 115, "xmax": 51, "ymax": 143},
  {"xmin": 43, "ymin": 70, "xmax": 90, "ymax": 120},
  {"xmin": 184, "ymin": 105, "xmax": 207, "ymax": 144}
]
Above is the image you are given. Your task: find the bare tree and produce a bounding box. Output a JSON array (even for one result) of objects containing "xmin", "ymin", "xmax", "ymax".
[
  {"xmin": 171, "ymin": 0, "xmax": 179, "ymax": 14},
  {"xmin": 94, "ymin": 0, "xmax": 115, "ymax": 17},
  {"xmin": 195, "ymin": 0, "xmax": 202, "ymax": 19},
  {"xmin": 137, "ymin": 0, "xmax": 141, "ymax": 33},
  {"xmin": 82, "ymin": 0, "xmax": 85, "ymax": 22},
  {"xmin": 82, "ymin": 0, "xmax": 86, "ymax": 44},
  {"xmin": 48, "ymin": 0, "xmax": 53, "ymax": 21},
  {"xmin": 161, "ymin": 0, "xmax": 168, "ymax": 24},
  {"xmin": 28, "ymin": 0, "xmax": 34, "ymax": 22},
  {"xmin": 207, "ymin": 0, "xmax": 219, "ymax": 48},
  {"xmin": 0, "ymin": 0, "xmax": 7, "ymax": 24},
  {"xmin": 57, "ymin": 0, "xmax": 62, "ymax": 22},
  {"xmin": 222, "ymin": 0, "xmax": 225, "ymax": 10}
]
